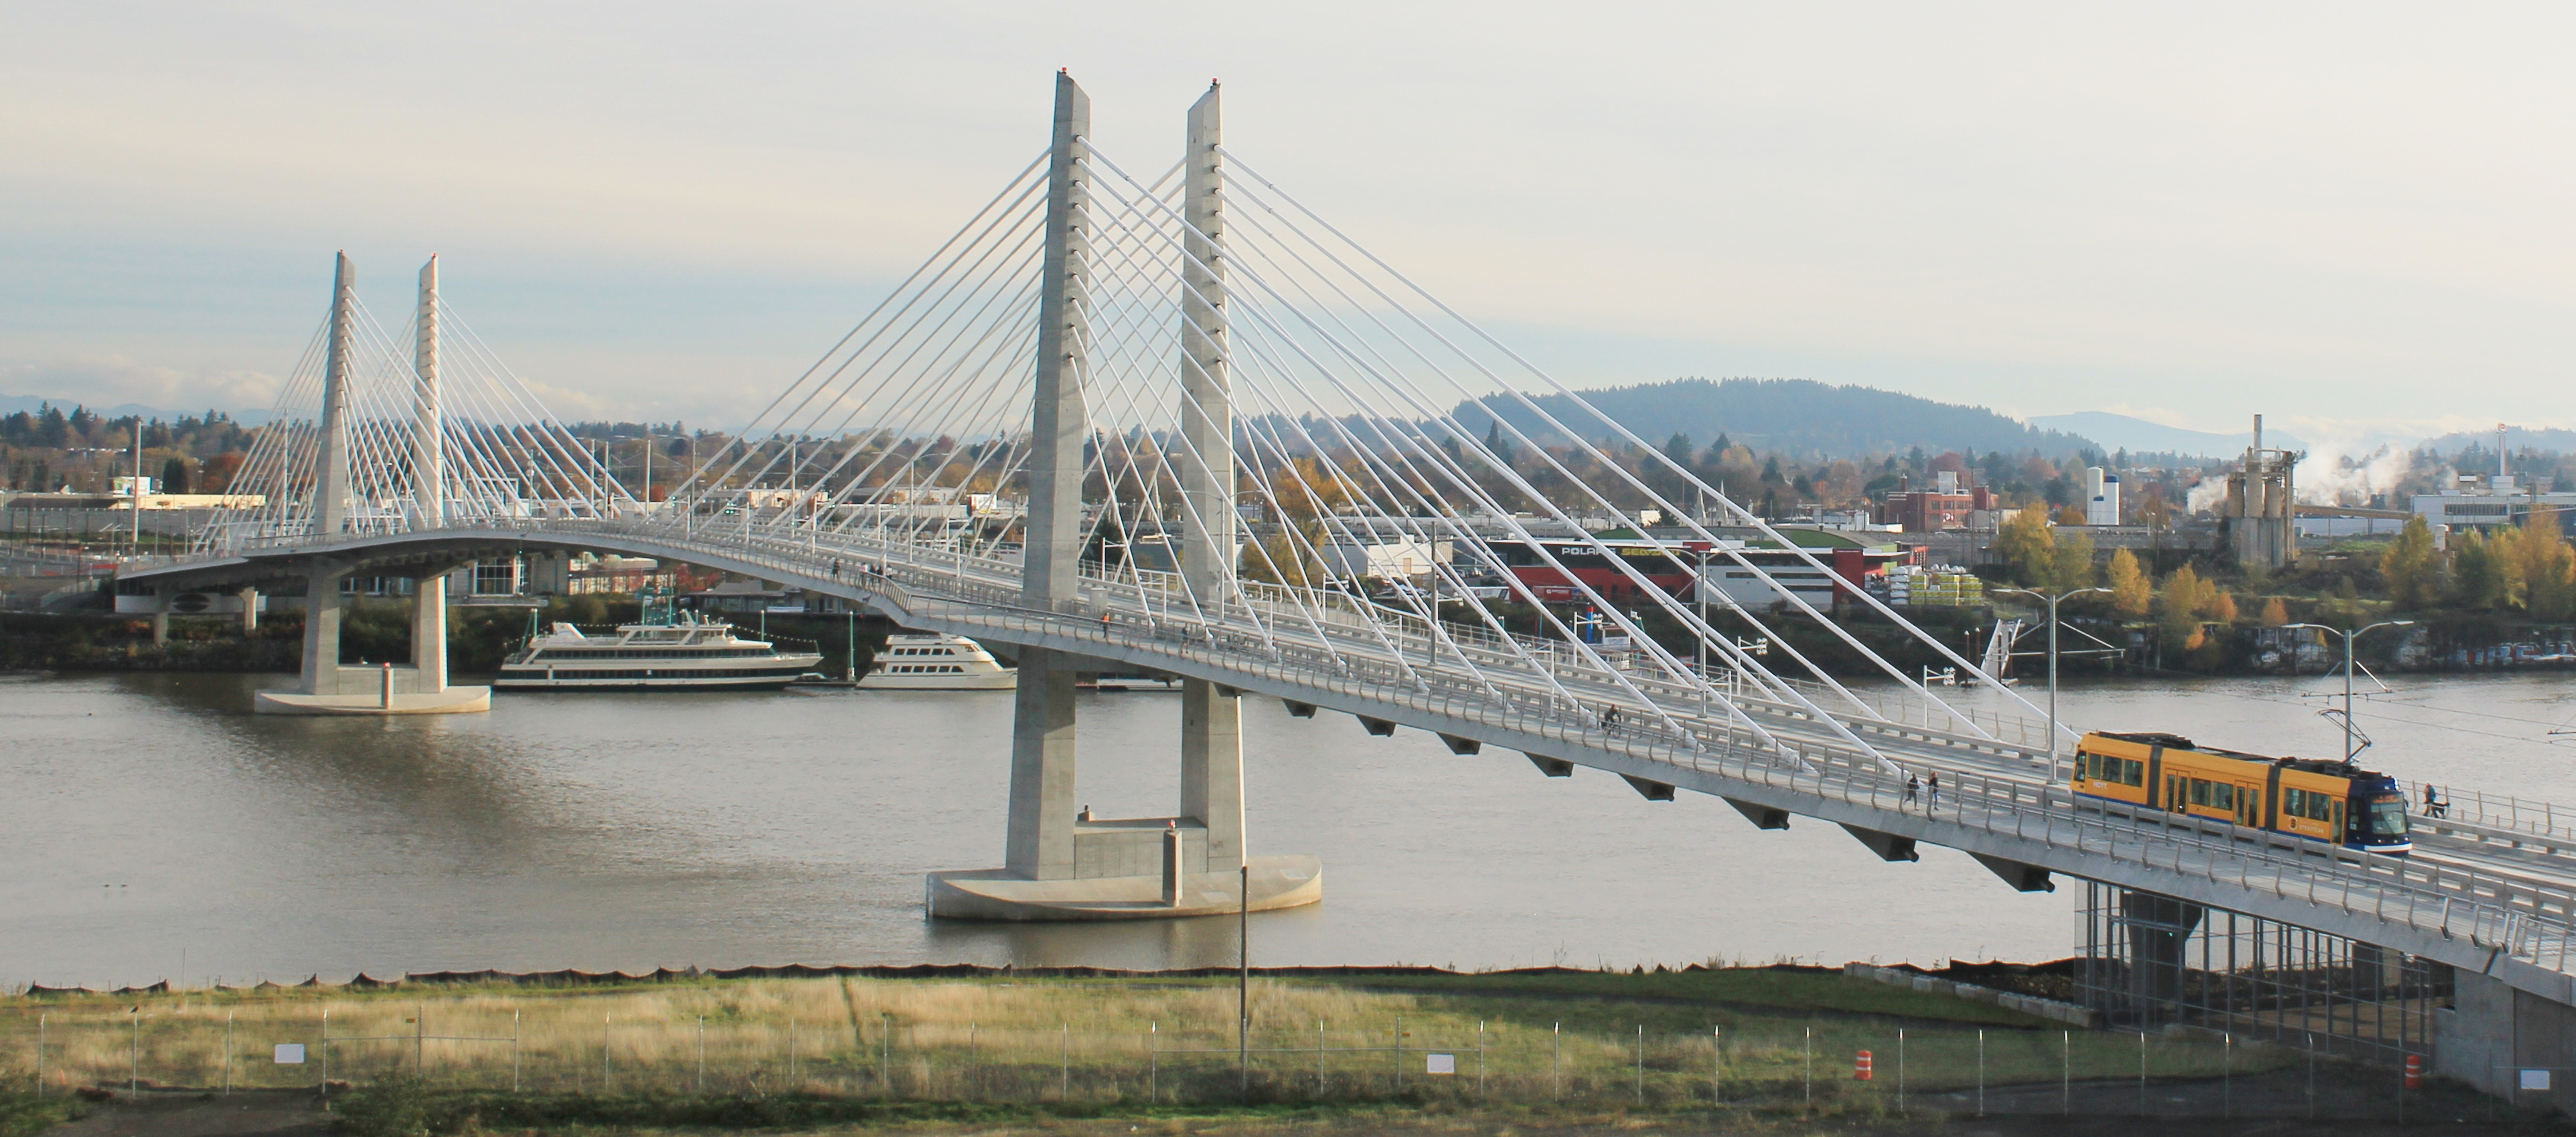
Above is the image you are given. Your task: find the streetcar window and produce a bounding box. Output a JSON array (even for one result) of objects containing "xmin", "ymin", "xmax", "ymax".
[
  {"xmin": 2212, "ymin": 784, "xmax": 2235, "ymax": 811},
  {"xmin": 2369, "ymin": 798, "xmax": 2410, "ymax": 839},
  {"xmin": 2119, "ymin": 758, "xmax": 2144, "ymax": 787},
  {"xmin": 2189, "ymin": 779, "xmax": 2210, "ymax": 806}
]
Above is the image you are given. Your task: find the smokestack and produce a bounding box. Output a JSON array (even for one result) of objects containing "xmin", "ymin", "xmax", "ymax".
[{"xmin": 2253, "ymin": 414, "xmax": 2263, "ymax": 454}]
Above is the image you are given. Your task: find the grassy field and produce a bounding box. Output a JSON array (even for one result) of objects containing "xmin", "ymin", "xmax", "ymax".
[{"xmin": 1, "ymin": 968, "xmax": 2286, "ymax": 1112}]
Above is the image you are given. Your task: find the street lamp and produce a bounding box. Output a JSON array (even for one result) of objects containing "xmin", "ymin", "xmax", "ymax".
[
  {"xmin": 1994, "ymin": 585, "xmax": 2113, "ymax": 780},
  {"xmin": 2283, "ymin": 620, "xmax": 2417, "ymax": 762}
]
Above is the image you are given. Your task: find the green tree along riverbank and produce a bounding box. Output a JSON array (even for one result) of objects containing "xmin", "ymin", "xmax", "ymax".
[{"xmin": 0, "ymin": 602, "xmax": 882, "ymax": 679}]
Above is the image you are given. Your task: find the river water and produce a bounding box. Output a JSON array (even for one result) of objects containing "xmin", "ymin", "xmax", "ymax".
[{"xmin": 7, "ymin": 668, "xmax": 2575, "ymax": 990}]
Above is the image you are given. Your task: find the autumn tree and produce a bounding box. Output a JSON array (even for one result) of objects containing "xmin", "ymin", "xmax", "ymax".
[
  {"xmin": 2381, "ymin": 514, "xmax": 2440, "ymax": 609},
  {"xmin": 2050, "ymin": 530, "xmax": 2098, "ymax": 591},
  {"xmin": 2158, "ymin": 565, "xmax": 2210, "ymax": 654},
  {"xmin": 2522, "ymin": 509, "xmax": 2576, "ymax": 620},
  {"xmin": 1992, "ymin": 503, "xmax": 2059, "ymax": 586},
  {"xmin": 2106, "ymin": 547, "xmax": 2152, "ymax": 618},
  {"xmin": 2260, "ymin": 596, "xmax": 2289, "ymax": 626}
]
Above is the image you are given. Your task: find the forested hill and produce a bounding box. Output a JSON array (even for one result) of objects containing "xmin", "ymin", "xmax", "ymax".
[{"xmin": 1448, "ymin": 377, "xmax": 2097, "ymax": 458}]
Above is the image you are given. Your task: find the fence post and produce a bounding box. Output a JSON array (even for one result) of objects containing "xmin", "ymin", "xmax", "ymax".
[
  {"xmin": 1477, "ymin": 1021, "xmax": 1485, "ymax": 1099},
  {"xmin": 1898, "ymin": 1027, "xmax": 1906, "ymax": 1114},
  {"xmin": 513, "ymin": 1010, "xmax": 521, "ymax": 1094},
  {"xmin": 2061, "ymin": 1029, "xmax": 2069, "ymax": 1115},
  {"xmin": 697, "ymin": 1016, "xmax": 705, "ymax": 1094},
  {"xmin": 2138, "ymin": 1029, "xmax": 2147, "ymax": 1118},
  {"xmin": 129, "ymin": 1007, "xmax": 139, "ymax": 1099},
  {"xmin": 1149, "ymin": 1021, "xmax": 1157, "ymax": 1103},
  {"xmin": 1059, "ymin": 1023, "xmax": 1068, "ymax": 1101},
  {"xmin": 1805, "ymin": 1026, "xmax": 1812, "ymax": 1106},
  {"xmin": 1977, "ymin": 1028, "xmax": 1984, "ymax": 1117},
  {"xmin": 1711, "ymin": 1025, "xmax": 1721, "ymax": 1106},
  {"xmin": 416, "ymin": 1003, "xmax": 426, "ymax": 1077},
  {"xmin": 226, "ymin": 1012, "xmax": 235, "ymax": 1095},
  {"xmin": 1552, "ymin": 1022, "xmax": 1560, "ymax": 1100},
  {"xmin": 36, "ymin": 1013, "xmax": 46, "ymax": 1098},
  {"xmin": 2224, "ymin": 1033, "xmax": 2231, "ymax": 1119},
  {"xmin": 1317, "ymin": 1019, "xmax": 1325, "ymax": 1097}
]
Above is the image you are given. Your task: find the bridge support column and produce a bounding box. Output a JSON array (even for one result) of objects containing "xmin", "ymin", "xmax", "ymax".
[
  {"xmin": 149, "ymin": 594, "xmax": 168, "ymax": 644},
  {"xmin": 923, "ymin": 75, "xmax": 1316, "ymax": 920},
  {"xmin": 1180, "ymin": 677, "xmax": 1242, "ymax": 869},
  {"xmin": 2119, "ymin": 890, "xmax": 2204, "ymax": 1016},
  {"xmin": 237, "ymin": 586, "xmax": 258, "ymax": 634},
  {"xmin": 413, "ymin": 574, "xmax": 447, "ymax": 695},
  {"xmin": 297, "ymin": 562, "xmax": 347, "ymax": 697},
  {"xmin": 254, "ymin": 252, "xmax": 485, "ymax": 716},
  {"xmin": 1005, "ymin": 647, "xmax": 1079, "ymax": 880}
]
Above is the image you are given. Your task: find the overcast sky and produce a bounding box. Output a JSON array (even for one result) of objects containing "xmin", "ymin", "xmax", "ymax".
[{"xmin": 5, "ymin": 2, "xmax": 2571, "ymax": 445}]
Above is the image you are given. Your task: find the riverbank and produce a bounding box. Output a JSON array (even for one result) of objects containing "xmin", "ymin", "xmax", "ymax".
[{"xmin": 6, "ymin": 966, "xmax": 2518, "ymax": 1136}]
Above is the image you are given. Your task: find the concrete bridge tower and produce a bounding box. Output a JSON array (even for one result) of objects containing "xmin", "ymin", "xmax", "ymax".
[
  {"xmin": 926, "ymin": 75, "xmax": 1320, "ymax": 919},
  {"xmin": 254, "ymin": 254, "xmax": 488, "ymax": 715}
]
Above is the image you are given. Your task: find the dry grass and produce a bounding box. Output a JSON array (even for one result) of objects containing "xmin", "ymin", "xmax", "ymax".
[{"xmin": 0, "ymin": 974, "xmax": 2286, "ymax": 1108}]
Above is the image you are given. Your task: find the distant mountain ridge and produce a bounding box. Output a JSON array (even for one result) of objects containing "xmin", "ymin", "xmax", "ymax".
[
  {"xmin": 1451, "ymin": 377, "xmax": 2099, "ymax": 458},
  {"xmin": 2027, "ymin": 411, "xmax": 2305, "ymax": 458}
]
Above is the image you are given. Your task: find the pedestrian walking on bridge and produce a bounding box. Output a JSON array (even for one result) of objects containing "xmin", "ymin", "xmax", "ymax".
[{"xmin": 1903, "ymin": 774, "xmax": 1919, "ymax": 808}]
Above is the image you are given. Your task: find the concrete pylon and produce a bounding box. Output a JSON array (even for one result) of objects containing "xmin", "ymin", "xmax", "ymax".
[
  {"xmin": 297, "ymin": 252, "xmax": 359, "ymax": 699},
  {"xmin": 1177, "ymin": 81, "xmax": 1244, "ymax": 871},
  {"xmin": 412, "ymin": 256, "xmax": 449, "ymax": 694},
  {"xmin": 1001, "ymin": 70, "xmax": 1093, "ymax": 883},
  {"xmin": 924, "ymin": 76, "xmax": 1317, "ymax": 920},
  {"xmin": 258, "ymin": 252, "xmax": 486, "ymax": 717}
]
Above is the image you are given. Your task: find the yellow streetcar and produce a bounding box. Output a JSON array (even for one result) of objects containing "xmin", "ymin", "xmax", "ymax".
[{"xmin": 2071, "ymin": 731, "xmax": 2413, "ymax": 855}]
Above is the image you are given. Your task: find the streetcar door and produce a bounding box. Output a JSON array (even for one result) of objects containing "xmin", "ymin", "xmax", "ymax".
[{"xmin": 2237, "ymin": 784, "xmax": 2257, "ymax": 826}]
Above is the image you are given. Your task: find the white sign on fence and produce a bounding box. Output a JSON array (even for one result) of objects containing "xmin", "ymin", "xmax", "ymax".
[
  {"xmin": 274, "ymin": 1043, "xmax": 306, "ymax": 1065},
  {"xmin": 2522, "ymin": 1069, "xmax": 2552, "ymax": 1091},
  {"xmin": 1425, "ymin": 1053, "xmax": 1455, "ymax": 1075}
]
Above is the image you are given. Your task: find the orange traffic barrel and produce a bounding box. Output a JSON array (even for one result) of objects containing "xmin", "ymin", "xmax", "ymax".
[
  {"xmin": 1855, "ymin": 1049, "xmax": 1874, "ymax": 1081},
  {"xmin": 2405, "ymin": 1054, "xmax": 2423, "ymax": 1089}
]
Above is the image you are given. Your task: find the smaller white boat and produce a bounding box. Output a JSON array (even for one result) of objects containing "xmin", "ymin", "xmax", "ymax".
[{"xmin": 860, "ymin": 633, "xmax": 1017, "ymax": 690}]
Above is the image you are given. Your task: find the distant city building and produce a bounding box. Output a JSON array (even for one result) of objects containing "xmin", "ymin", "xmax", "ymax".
[
  {"xmin": 2083, "ymin": 466, "xmax": 2121, "ymax": 526},
  {"xmin": 1880, "ymin": 470, "xmax": 1996, "ymax": 531}
]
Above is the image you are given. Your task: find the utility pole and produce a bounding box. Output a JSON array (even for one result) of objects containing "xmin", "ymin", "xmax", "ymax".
[
  {"xmin": 1995, "ymin": 585, "xmax": 2111, "ymax": 780},
  {"xmin": 2285, "ymin": 620, "xmax": 2416, "ymax": 761}
]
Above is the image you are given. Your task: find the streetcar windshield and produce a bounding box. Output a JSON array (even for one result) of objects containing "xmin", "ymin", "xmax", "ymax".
[{"xmin": 2368, "ymin": 797, "xmax": 2411, "ymax": 839}]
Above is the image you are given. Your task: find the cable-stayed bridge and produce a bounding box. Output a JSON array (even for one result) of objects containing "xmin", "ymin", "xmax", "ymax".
[{"xmin": 115, "ymin": 74, "xmax": 2576, "ymax": 1097}]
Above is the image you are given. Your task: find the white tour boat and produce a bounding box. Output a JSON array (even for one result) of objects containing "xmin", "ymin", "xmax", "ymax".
[
  {"xmin": 495, "ymin": 617, "xmax": 823, "ymax": 691},
  {"xmin": 860, "ymin": 633, "xmax": 1017, "ymax": 690}
]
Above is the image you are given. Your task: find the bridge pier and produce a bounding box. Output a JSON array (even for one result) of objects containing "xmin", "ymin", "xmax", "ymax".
[
  {"xmin": 254, "ymin": 253, "xmax": 485, "ymax": 715},
  {"xmin": 926, "ymin": 75, "xmax": 1317, "ymax": 920}
]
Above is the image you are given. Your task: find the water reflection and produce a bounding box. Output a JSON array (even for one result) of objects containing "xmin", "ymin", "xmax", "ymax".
[{"xmin": 7, "ymin": 668, "xmax": 2566, "ymax": 989}]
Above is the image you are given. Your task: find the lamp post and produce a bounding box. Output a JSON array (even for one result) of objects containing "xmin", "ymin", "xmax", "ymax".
[
  {"xmin": 1995, "ymin": 585, "xmax": 2112, "ymax": 780},
  {"xmin": 2283, "ymin": 620, "xmax": 2417, "ymax": 762}
]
